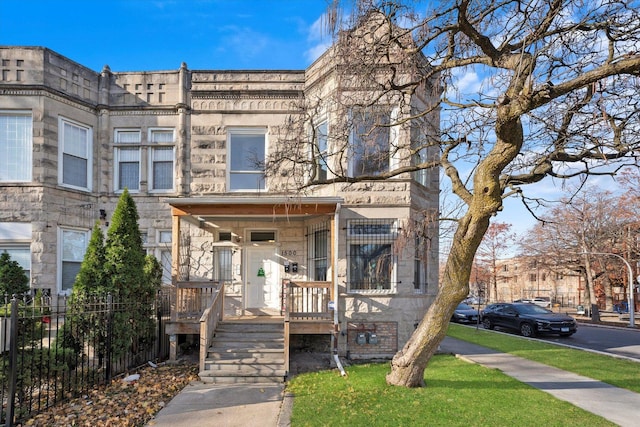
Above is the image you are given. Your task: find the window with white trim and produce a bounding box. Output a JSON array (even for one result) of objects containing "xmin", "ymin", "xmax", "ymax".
[
  {"xmin": 347, "ymin": 219, "xmax": 398, "ymax": 292},
  {"xmin": 349, "ymin": 109, "xmax": 396, "ymax": 177},
  {"xmin": 0, "ymin": 111, "xmax": 32, "ymax": 182},
  {"xmin": 228, "ymin": 129, "xmax": 266, "ymax": 191},
  {"xmin": 113, "ymin": 128, "xmax": 175, "ymax": 192},
  {"xmin": 114, "ymin": 129, "xmax": 141, "ymax": 191},
  {"xmin": 59, "ymin": 117, "xmax": 92, "ymax": 190},
  {"xmin": 149, "ymin": 129, "xmax": 175, "ymax": 191},
  {"xmin": 154, "ymin": 229, "xmax": 172, "ymax": 285},
  {"xmin": 59, "ymin": 228, "xmax": 89, "ymax": 295}
]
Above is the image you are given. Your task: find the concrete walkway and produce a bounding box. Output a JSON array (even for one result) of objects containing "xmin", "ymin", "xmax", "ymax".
[
  {"xmin": 440, "ymin": 336, "xmax": 640, "ymax": 427},
  {"xmin": 147, "ymin": 331, "xmax": 640, "ymax": 427},
  {"xmin": 146, "ymin": 382, "xmax": 286, "ymax": 427}
]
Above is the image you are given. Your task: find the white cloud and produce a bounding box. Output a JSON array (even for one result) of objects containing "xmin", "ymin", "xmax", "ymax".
[
  {"xmin": 304, "ymin": 14, "xmax": 332, "ymax": 63},
  {"xmin": 305, "ymin": 42, "xmax": 332, "ymax": 63},
  {"xmin": 308, "ymin": 15, "xmax": 325, "ymax": 42}
]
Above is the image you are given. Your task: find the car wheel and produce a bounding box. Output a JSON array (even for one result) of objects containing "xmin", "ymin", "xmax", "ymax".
[
  {"xmin": 520, "ymin": 322, "xmax": 535, "ymax": 337},
  {"xmin": 482, "ymin": 318, "xmax": 494, "ymax": 330}
]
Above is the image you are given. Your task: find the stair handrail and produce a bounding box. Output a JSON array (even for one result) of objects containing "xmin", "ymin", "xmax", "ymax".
[{"xmin": 199, "ymin": 283, "xmax": 224, "ymax": 372}]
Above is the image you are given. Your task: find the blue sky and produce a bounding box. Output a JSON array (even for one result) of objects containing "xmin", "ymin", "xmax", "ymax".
[
  {"xmin": 0, "ymin": 0, "xmax": 332, "ymax": 72},
  {"xmin": 2, "ymin": 0, "xmax": 615, "ymax": 246}
]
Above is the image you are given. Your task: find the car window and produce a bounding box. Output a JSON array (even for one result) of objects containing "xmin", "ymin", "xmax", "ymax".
[
  {"xmin": 484, "ymin": 304, "xmax": 501, "ymax": 313},
  {"xmin": 457, "ymin": 303, "xmax": 474, "ymax": 310},
  {"xmin": 515, "ymin": 304, "xmax": 551, "ymax": 314}
]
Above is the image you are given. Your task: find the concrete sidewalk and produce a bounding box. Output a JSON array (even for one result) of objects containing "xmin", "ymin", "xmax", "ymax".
[
  {"xmin": 146, "ymin": 382, "xmax": 288, "ymax": 427},
  {"xmin": 147, "ymin": 333, "xmax": 640, "ymax": 427},
  {"xmin": 440, "ymin": 336, "xmax": 640, "ymax": 427}
]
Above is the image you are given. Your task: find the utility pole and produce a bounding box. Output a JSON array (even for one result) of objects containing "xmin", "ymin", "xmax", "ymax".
[{"xmin": 584, "ymin": 252, "xmax": 635, "ymax": 327}]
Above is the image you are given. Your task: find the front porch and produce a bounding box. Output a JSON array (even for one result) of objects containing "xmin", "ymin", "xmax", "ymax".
[
  {"xmin": 164, "ymin": 196, "xmax": 342, "ymax": 380},
  {"xmin": 164, "ymin": 279, "xmax": 335, "ymax": 381}
]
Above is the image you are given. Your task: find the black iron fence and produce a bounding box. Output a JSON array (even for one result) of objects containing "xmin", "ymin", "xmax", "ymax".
[{"xmin": 0, "ymin": 292, "xmax": 171, "ymax": 426}]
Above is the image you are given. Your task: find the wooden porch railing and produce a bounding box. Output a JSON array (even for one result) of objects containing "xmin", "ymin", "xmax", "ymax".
[
  {"xmin": 175, "ymin": 281, "xmax": 219, "ymax": 321},
  {"xmin": 199, "ymin": 284, "xmax": 225, "ymax": 372},
  {"xmin": 282, "ymin": 280, "xmax": 333, "ymax": 321}
]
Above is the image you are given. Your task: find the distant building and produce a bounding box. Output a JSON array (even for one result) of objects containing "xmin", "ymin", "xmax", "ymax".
[{"xmin": 493, "ymin": 257, "xmax": 581, "ymax": 306}]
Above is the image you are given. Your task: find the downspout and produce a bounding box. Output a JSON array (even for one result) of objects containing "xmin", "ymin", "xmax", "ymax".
[{"xmin": 333, "ymin": 203, "xmax": 346, "ymax": 376}]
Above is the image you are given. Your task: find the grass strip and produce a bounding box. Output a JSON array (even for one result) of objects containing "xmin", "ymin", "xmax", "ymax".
[
  {"xmin": 287, "ymin": 356, "xmax": 614, "ymax": 427},
  {"xmin": 447, "ymin": 323, "xmax": 640, "ymax": 393}
]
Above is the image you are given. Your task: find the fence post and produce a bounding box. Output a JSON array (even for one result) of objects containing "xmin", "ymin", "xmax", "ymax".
[
  {"xmin": 6, "ymin": 297, "xmax": 18, "ymax": 427},
  {"xmin": 105, "ymin": 293, "xmax": 113, "ymax": 384},
  {"xmin": 157, "ymin": 292, "xmax": 162, "ymax": 359}
]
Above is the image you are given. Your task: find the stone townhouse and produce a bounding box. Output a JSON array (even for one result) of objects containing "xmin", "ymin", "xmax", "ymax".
[{"xmin": 0, "ymin": 36, "xmax": 439, "ymax": 370}]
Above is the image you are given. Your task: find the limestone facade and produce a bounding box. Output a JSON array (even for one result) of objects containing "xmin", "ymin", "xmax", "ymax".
[{"xmin": 0, "ymin": 45, "xmax": 439, "ymax": 354}]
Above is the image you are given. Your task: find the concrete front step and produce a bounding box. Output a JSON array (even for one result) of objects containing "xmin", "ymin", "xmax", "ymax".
[
  {"xmin": 204, "ymin": 357, "xmax": 285, "ymax": 366},
  {"xmin": 203, "ymin": 362, "xmax": 285, "ymax": 374},
  {"xmin": 200, "ymin": 320, "xmax": 287, "ymax": 384},
  {"xmin": 198, "ymin": 372, "xmax": 287, "ymax": 384}
]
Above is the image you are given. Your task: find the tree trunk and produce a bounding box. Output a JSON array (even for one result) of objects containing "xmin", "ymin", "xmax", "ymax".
[
  {"xmin": 386, "ymin": 113, "xmax": 524, "ymax": 387},
  {"xmin": 386, "ymin": 212, "xmax": 490, "ymax": 387},
  {"xmin": 603, "ymin": 276, "xmax": 614, "ymax": 311}
]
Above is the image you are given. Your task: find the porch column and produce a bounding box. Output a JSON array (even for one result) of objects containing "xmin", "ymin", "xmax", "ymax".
[
  {"xmin": 169, "ymin": 213, "xmax": 181, "ymax": 361},
  {"xmin": 332, "ymin": 203, "xmax": 341, "ymax": 359}
]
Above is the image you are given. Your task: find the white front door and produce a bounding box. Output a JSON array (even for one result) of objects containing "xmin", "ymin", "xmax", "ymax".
[{"xmin": 245, "ymin": 246, "xmax": 280, "ymax": 309}]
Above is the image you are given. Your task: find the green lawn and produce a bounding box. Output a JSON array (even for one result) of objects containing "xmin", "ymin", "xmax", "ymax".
[
  {"xmin": 447, "ymin": 323, "xmax": 640, "ymax": 393},
  {"xmin": 287, "ymin": 356, "xmax": 614, "ymax": 426},
  {"xmin": 288, "ymin": 323, "xmax": 640, "ymax": 425}
]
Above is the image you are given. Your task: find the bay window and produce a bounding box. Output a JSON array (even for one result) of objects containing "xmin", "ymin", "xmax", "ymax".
[
  {"xmin": 349, "ymin": 109, "xmax": 391, "ymax": 177},
  {"xmin": 312, "ymin": 121, "xmax": 328, "ymax": 182},
  {"xmin": 347, "ymin": 219, "xmax": 398, "ymax": 292}
]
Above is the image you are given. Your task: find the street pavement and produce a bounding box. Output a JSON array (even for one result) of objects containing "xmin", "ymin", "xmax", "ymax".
[{"xmin": 147, "ymin": 319, "xmax": 640, "ymax": 427}]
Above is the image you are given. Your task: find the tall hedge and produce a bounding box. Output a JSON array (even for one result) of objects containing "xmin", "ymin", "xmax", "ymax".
[
  {"xmin": 103, "ymin": 188, "xmax": 160, "ymax": 356},
  {"xmin": 63, "ymin": 189, "xmax": 162, "ymax": 359}
]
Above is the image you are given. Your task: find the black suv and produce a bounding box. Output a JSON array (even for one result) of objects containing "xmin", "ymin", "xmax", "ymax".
[{"xmin": 481, "ymin": 303, "xmax": 577, "ymax": 337}]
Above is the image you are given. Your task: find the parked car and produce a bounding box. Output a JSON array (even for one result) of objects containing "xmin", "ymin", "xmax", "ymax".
[
  {"xmin": 531, "ymin": 297, "xmax": 551, "ymax": 308},
  {"xmin": 481, "ymin": 302, "xmax": 577, "ymax": 337},
  {"xmin": 463, "ymin": 296, "xmax": 484, "ymax": 305},
  {"xmin": 451, "ymin": 303, "xmax": 480, "ymax": 324},
  {"xmin": 513, "ymin": 297, "xmax": 551, "ymax": 308}
]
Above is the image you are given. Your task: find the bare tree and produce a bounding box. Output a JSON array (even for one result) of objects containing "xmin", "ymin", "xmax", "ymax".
[
  {"xmin": 475, "ymin": 222, "xmax": 516, "ymax": 302},
  {"xmin": 519, "ymin": 188, "xmax": 627, "ymax": 312},
  {"xmin": 267, "ymin": 0, "xmax": 640, "ymax": 387}
]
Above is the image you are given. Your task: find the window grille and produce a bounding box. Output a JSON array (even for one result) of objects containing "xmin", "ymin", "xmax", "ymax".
[
  {"xmin": 307, "ymin": 221, "xmax": 329, "ymax": 281},
  {"xmin": 347, "ymin": 219, "xmax": 398, "ymax": 292},
  {"xmin": 214, "ymin": 248, "xmax": 233, "ymax": 283}
]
